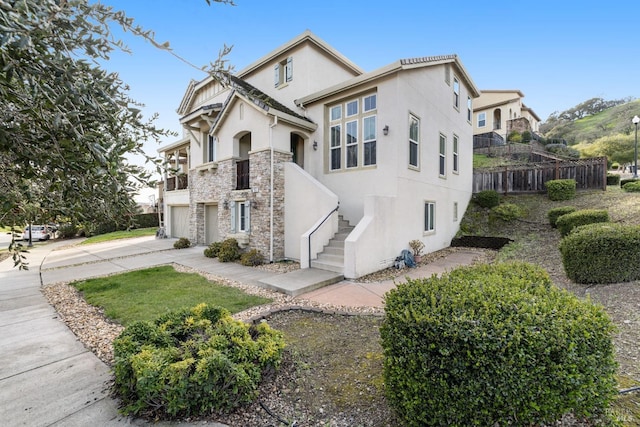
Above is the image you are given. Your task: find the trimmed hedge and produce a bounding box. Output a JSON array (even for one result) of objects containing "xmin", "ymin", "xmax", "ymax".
[
  {"xmin": 622, "ymin": 180, "xmax": 640, "ymax": 192},
  {"xmin": 545, "ymin": 179, "xmax": 576, "ymax": 201},
  {"xmin": 620, "ymin": 178, "xmax": 638, "ymax": 187},
  {"xmin": 560, "ymin": 222, "xmax": 640, "ymax": 284},
  {"xmin": 489, "ymin": 202, "xmax": 525, "ymax": 222},
  {"xmin": 474, "ymin": 190, "xmax": 501, "ymax": 208},
  {"xmin": 547, "ymin": 206, "xmax": 577, "ymax": 228},
  {"xmin": 113, "ymin": 304, "xmax": 285, "ymax": 418},
  {"xmin": 555, "ymin": 209, "xmax": 609, "ymax": 236},
  {"xmin": 381, "ymin": 262, "xmax": 618, "ymax": 427},
  {"xmin": 606, "ymin": 173, "xmax": 621, "ymax": 186}
]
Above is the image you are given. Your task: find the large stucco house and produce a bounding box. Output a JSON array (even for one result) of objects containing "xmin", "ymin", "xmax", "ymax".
[
  {"xmin": 472, "ymin": 89, "xmax": 541, "ymax": 148},
  {"xmin": 159, "ymin": 30, "xmax": 479, "ymax": 279}
]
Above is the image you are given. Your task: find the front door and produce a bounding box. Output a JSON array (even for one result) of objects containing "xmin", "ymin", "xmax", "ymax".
[{"xmin": 205, "ymin": 204, "xmax": 219, "ymax": 245}]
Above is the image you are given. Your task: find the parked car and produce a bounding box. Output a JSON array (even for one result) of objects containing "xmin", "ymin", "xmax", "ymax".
[{"xmin": 22, "ymin": 225, "xmax": 51, "ymax": 241}]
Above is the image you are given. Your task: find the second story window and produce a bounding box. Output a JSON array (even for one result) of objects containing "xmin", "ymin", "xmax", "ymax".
[
  {"xmin": 467, "ymin": 96, "xmax": 472, "ymax": 122},
  {"xmin": 453, "ymin": 77, "xmax": 460, "ymax": 109},
  {"xmin": 452, "ymin": 134, "xmax": 459, "ymax": 174},
  {"xmin": 478, "ymin": 112, "xmax": 486, "ymax": 128},
  {"xmin": 409, "ymin": 114, "xmax": 419, "ymax": 168},
  {"xmin": 208, "ymin": 135, "xmax": 216, "ymax": 163},
  {"xmin": 274, "ymin": 56, "xmax": 293, "ymax": 87},
  {"xmin": 439, "ymin": 133, "xmax": 446, "ymax": 177}
]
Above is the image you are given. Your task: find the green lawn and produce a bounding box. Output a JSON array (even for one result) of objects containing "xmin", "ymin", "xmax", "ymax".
[
  {"xmin": 81, "ymin": 227, "xmax": 157, "ymax": 245},
  {"xmin": 72, "ymin": 265, "xmax": 271, "ymax": 325}
]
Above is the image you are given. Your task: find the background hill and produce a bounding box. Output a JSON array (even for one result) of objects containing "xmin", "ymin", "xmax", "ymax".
[{"xmin": 540, "ymin": 98, "xmax": 640, "ymax": 165}]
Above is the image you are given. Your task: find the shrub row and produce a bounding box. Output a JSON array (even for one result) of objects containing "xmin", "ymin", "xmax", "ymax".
[
  {"xmin": 547, "ymin": 206, "xmax": 576, "ymax": 228},
  {"xmin": 555, "ymin": 209, "xmax": 609, "ymax": 236},
  {"xmin": 381, "ymin": 262, "xmax": 618, "ymax": 426},
  {"xmin": 203, "ymin": 238, "xmax": 266, "ymax": 265},
  {"xmin": 622, "ymin": 180, "xmax": 640, "ymax": 192},
  {"xmin": 560, "ymin": 222, "xmax": 640, "ymax": 284},
  {"xmin": 113, "ymin": 303, "xmax": 285, "ymax": 418},
  {"xmin": 606, "ymin": 173, "xmax": 621, "ymax": 186}
]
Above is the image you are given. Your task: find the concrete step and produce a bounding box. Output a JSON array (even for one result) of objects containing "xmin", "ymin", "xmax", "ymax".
[
  {"xmin": 322, "ymin": 246, "xmax": 344, "ymax": 256},
  {"xmin": 316, "ymin": 253, "xmax": 344, "ymax": 264},
  {"xmin": 311, "ymin": 258, "xmax": 344, "ymax": 274},
  {"xmin": 257, "ymin": 268, "xmax": 344, "ymax": 297}
]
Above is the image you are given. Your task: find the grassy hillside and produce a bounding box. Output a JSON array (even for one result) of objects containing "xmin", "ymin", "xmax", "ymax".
[{"xmin": 543, "ymin": 99, "xmax": 640, "ymax": 145}]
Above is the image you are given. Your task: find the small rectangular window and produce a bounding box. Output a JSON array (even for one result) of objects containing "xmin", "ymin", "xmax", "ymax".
[
  {"xmin": 467, "ymin": 96, "xmax": 472, "ymax": 122},
  {"xmin": 330, "ymin": 124, "xmax": 341, "ymax": 170},
  {"xmin": 478, "ymin": 112, "xmax": 486, "ymax": 128},
  {"xmin": 425, "ymin": 202, "xmax": 435, "ymax": 232},
  {"xmin": 453, "ymin": 134, "xmax": 459, "ymax": 173},
  {"xmin": 331, "ymin": 105, "xmax": 342, "ymax": 121},
  {"xmin": 363, "ymin": 115, "xmax": 376, "ymax": 166},
  {"xmin": 346, "ymin": 100, "xmax": 358, "ymax": 117},
  {"xmin": 208, "ymin": 135, "xmax": 216, "ymax": 163},
  {"xmin": 364, "ymin": 94, "xmax": 377, "ymax": 112},
  {"xmin": 453, "ymin": 202, "xmax": 458, "ymax": 222},
  {"xmin": 409, "ymin": 115, "xmax": 419, "ymax": 168},
  {"xmin": 439, "ymin": 134, "xmax": 446, "ymax": 176},
  {"xmin": 453, "ymin": 77, "xmax": 460, "ymax": 109}
]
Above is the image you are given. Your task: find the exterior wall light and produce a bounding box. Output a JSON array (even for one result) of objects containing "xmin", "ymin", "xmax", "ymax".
[
  {"xmin": 313, "ymin": 140, "xmax": 318, "ymax": 150},
  {"xmin": 383, "ymin": 125, "xmax": 389, "ymax": 135}
]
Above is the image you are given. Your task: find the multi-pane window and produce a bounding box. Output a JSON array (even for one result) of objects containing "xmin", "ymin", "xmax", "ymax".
[
  {"xmin": 478, "ymin": 112, "xmax": 486, "ymax": 127},
  {"xmin": 231, "ymin": 201, "xmax": 250, "ymax": 233},
  {"xmin": 409, "ymin": 115, "xmax": 419, "ymax": 168},
  {"xmin": 453, "ymin": 134, "xmax": 459, "ymax": 173},
  {"xmin": 327, "ymin": 93, "xmax": 377, "ymax": 171},
  {"xmin": 424, "ymin": 201, "xmax": 435, "ymax": 232},
  {"xmin": 467, "ymin": 96, "xmax": 472, "ymax": 122},
  {"xmin": 208, "ymin": 135, "xmax": 216, "ymax": 162},
  {"xmin": 453, "ymin": 77, "xmax": 460, "ymax": 109},
  {"xmin": 439, "ymin": 134, "xmax": 446, "ymax": 176}
]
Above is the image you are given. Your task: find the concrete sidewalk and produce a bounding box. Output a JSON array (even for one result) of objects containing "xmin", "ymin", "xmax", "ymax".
[{"xmin": 0, "ymin": 236, "xmax": 484, "ymax": 426}]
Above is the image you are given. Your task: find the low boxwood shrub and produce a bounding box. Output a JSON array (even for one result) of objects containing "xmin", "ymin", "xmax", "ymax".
[
  {"xmin": 560, "ymin": 222, "xmax": 640, "ymax": 284},
  {"xmin": 240, "ymin": 248, "xmax": 265, "ymax": 266},
  {"xmin": 113, "ymin": 303, "xmax": 285, "ymax": 418},
  {"xmin": 381, "ymin": 262, "xmax": 618, "ymax": 427},
  {"xmin": 203, "ymin": 241, "xmax": 223, "ymax": 258},
  {"xmin": 620, "ymin": 178, "xmax": 638, "ymax": 187},
  {"xmin": 545, "ymin": 179, "xmax": 576, "ymax": 201},
  {"xmin": 218, "ymin": 238, "xmax": 241, "ymax": 262},
  {"xmin": 547, "ymin": 206, "xmax": 577, "ymax": 228},
  {"xmin": 555, "ymin": 209, "xmax": 609, "ymax": 236},
  {"xmin": 622, "ymin": 180, "xmax": 640, "ymax": 192},
  {"xmin": 173, "ymin": 237, "xmax": 191, "ymax": 249},
  {"xmin": 489, "ymin": 202, "xmax": 525, "ymax": 222},
  {"xmin": 606, "ymin": 173, "xmax": 621, "ymax": 186},
  {"xmin": 474, "ymin": 190, "xmax": 501, "ymax": 208}
]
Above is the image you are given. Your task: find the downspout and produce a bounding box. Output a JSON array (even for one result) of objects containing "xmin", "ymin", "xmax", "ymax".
[{"xmin": 269, "ymin": 116, "xmax": 278, "ymax": 263}]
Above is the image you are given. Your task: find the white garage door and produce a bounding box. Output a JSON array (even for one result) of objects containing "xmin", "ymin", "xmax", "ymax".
[
  {"xmin": 170, "ymin": 206, "xmax": 190, "ymax": 239},
  {"xmin": 205, "ymin": 205, "xmax": 219, "ymax": 245}
]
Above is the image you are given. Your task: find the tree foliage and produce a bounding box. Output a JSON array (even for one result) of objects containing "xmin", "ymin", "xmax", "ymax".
[{"xmin": 0, "ymin": 0, "xmax": 231, "ymax": 267}]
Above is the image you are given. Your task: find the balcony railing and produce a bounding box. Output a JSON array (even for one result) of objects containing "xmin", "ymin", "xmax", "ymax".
[
  {"xmin": 165, "ymin": 175, "xmax": 189, "ymax": 192},
  {"xmin": 236, "ymin": 159, "xmax": 249, "ymax": 190}
]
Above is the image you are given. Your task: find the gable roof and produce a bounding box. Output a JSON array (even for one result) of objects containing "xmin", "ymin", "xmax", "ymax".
[{"xmin": 295, "ymin": 54, "xmax": 479, "ymax": 107}]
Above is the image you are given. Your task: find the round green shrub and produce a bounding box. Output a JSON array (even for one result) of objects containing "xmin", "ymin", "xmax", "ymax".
[
  {"xmin": 507, "ymin": 130, "xmax": 522, "ymax": 142},
  {"xmin": 545, "ymin": 179, "xmax": 576, "ymax": 201},
  {"xmin": 560, "ymin": 222, "xmax": 640, "ymax": 284},
  {"xmin": 555, "ymin": 209, "xmax": 609, "ymax": 237},
  {"xmin": 113, "ymin": 303, "xmax": 285, "ymax": 418},
  {"xmin": 489, "ymin": 202, "xmax": 525, "ymax": 222},
  {"xmin": 620, "ymin": 178, "xmax": 638, "ymax": 187},
  {"xmin": 622, "ymin": 180, "xmax": 640, "ymax": 192},
  {"xmin": 547, "ymin": 206, "xmax": 577, "ymax": 228},
  {"xmin": 203, "ymin": 241, "xmax": 223, "ymax": 258},
  {"xmin": 381, "ymin": 262, "xmax": 618, "ymax": 427},
  {"xmin": 217, "ymin": 238, "xmax": 240, "ymax": 262},
  {"xmin": 474, "ymin": 190, "xmax": 501, "ymax": 208},
  {"xmin": 240, "ymin": 248, "xmax": 265, "ymax": 266},
  {"xmin": 173, "ymin": 237, "xmax": 191, "ymax": 249}
]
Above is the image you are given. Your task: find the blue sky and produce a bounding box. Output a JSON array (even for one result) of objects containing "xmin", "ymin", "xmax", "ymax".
[{"xmin": 97, "ymin": 0, "xmax": 640, "ymax": 198}]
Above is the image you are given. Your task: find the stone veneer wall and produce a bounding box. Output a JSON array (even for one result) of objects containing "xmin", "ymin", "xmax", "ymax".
[{"xmin": 188, "ymin": 148, "xmax": 292, "ymax": 261}]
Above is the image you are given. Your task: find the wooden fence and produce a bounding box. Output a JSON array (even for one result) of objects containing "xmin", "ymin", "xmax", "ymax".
[{"xmin": 472, "ymin": 156, "xmax": 607, "ymax": 194}]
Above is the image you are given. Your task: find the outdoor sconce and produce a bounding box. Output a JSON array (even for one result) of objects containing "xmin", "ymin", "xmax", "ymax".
[
  {"xmin": 383, "ymin": 125, "xmax": 389, "ymax": 135},
  {"xmin": 223, "ymin": 200, "xmax": 228, "ymax": 209},
  {"xmin": 252, "ymin": 200, "xmax": 258, "ymax": 209},
  {"xmin": 313, "ymin": 140, "xmax": 318, "ymax": 150}
]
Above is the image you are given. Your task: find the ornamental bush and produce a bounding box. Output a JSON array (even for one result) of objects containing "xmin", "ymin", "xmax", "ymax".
[
  {"xmin": 622, "ymin": 180, "xmax": 640, "ymax": 192},
  {"xmin": 620, "ymin": 178, "xmax": 638, "ymax": 187},
  {"xmin": 240, "ymin": 248, "xmax": 265, "ymax": 266},
  {"xmin": 381, "ymin": 262, "xmax": 618, "ymax": 427},
  {"xmin": 547, "ymin": 206, "xmax": 577, "ymax": 228},
  {"xmin": 489, "ymin": 202, "xmax": 525, "ymax": 222},
  {"xmin": 474, "ymin": 190, "xmax": 501, "ymax": 208},
  {"xmin": 545, "ymin": 179, "xmax": 576, "ymax": 201},
  {"xmin": 606, "ymin": 173, "xmax": 621, "ymax": 186},
  {"xmin": 555, "ymin": 209, "xmax": 609, "ymax": 237},
  {"xmin": 173, "ymin": 237, "xmax": 191, "ymax": 249},
  {"xmin": 560, "ymin": 222, "xmax": 640, "ymax": 284},
  {"xmin": 203, "ymin": 241, "xmax": 223, "ymax": 258},
  {"xmin": 217, "ymin": 238, "xmax": 241, "ymax": 262},
  {"xmin": 113, "ymin": 303, "xmax": 285, "ymax": 418}
]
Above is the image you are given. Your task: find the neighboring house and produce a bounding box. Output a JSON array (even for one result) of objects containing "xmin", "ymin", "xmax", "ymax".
[
  {"xmin": 472, "ymin": 90, "xmax": 541, "ymax": 148},
  {"xmin": 159, "ymin": 30, "xmax": 479, "ymax": 279}
]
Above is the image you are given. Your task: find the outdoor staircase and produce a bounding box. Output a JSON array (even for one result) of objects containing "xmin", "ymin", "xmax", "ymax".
[{"xmin": 311, "ymin": 215, "xmax": 353, "ymax": 273}]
